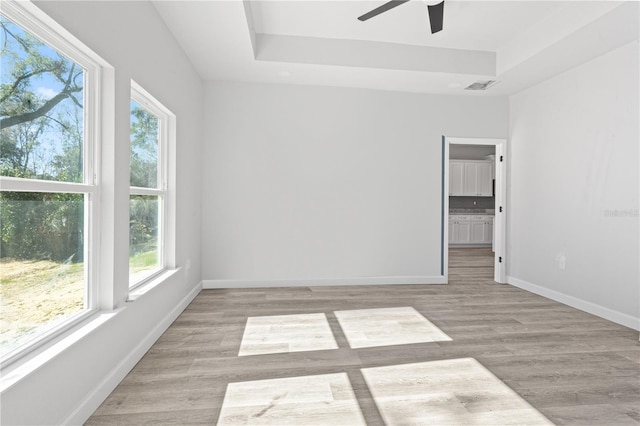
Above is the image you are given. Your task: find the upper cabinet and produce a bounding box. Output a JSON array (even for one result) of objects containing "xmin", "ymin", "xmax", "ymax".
[
  {"xmin": 450, "ymin": 160, "xmax": 493, "ymax": 197},
  {"xmin": 465, "ymin": 161, "xmax": 493, "ymax": 196},
  {"xmin": 449, "ymin": 161, "xmax": 465, "ymax": 196}
]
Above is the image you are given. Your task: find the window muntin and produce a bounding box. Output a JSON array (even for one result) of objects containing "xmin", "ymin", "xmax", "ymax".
[
  {"xmin": 0, "ymin": 10, "xmax": 98, "ymax": 362},
  {"xmin": 129, "ymin": 85, "xmax": 169, "ymax": 288}
]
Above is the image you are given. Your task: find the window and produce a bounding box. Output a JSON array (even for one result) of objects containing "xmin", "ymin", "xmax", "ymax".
[
  {"xmin": 129, "ymin": 82, "xmax": 174, "ymax": 288},
  {"xmin": 0, "ymin": 5, "xmax": 102, "ymax": 361}
]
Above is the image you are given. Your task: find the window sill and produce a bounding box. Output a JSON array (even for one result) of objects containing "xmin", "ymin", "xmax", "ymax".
[
  {"xmin": 0, "ymin": 309, "xmax": 120, "ymax": 392},
  {"xmin": 127, "ymin": 268, "xmax": 180, "ymax": 301},
  {"xmin": 0, "ymin": 267, "xmax": 181, "ymax": 393}
]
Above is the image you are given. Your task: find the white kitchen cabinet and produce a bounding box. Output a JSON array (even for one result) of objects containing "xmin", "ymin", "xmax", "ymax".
[
  {"xmin": 477, "ymin": 162, "xmax": 493, "ymax": 196},
  {"xmin": 450, "ymin": 215, "xmax": 493, "ymax": 245},
  {"xmin": 457, "ymin": 220, "xmax": 471, "ymax": 243},
  {"xmin": 450, "ymin": 160, "xmax": 493, "ymax": 197},
  {"xmin": 463, "ymin": 161, "xmax": 492, "ymax": 196},
  {"xmin": 448, "ymin": 217, "xmax": 455, "ymax": 243},
  {"xmin": 471, "ymin": 215, "xmax": 493, "ymax": 244},
  {"xmin": 449, "ymin": 161, "xmax": 465, "ymax": 196},
  {"xmin": 463, "ymin": 163, "xmax": 477, "ymax": 196},
  {"xmin": 449, "ymin": 215, "xmax": 471, "ymax": 244},
  {"xmin": 470, "ymin": 219, "xmax": 485, "ymax": 242}
]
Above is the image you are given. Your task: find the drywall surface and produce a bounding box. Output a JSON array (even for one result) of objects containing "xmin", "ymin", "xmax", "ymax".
[
  {"xmin": 1, "ymin": 1, "xmax": 203, "ymax": 424},
  {"xmin": 203, "ymin": 82, "xmax": 507, "ymax": 283},
  {"xmin": 508, "ymin": 41, "xmax": 639, "ymax": 326}
]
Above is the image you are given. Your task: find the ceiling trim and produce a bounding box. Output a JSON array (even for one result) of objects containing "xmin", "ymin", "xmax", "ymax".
[
  {"xmin": 255, "ymin": 33, "xmax": 496, "ymax": 76},
  {"xmin": 496, "ymin": 1, "xmax": 639, "ymax": 94}
]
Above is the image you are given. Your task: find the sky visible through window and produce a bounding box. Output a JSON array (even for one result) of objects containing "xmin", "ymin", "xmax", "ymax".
[{"xmin": 1, "ymin": 15, "xmax": 85, "ymax": 182}]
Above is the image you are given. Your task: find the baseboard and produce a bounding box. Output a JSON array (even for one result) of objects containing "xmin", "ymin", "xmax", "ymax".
[
  {"xmin": 63, "ymin": 281, "xmax": 203, "ymax": 425},
  {"xmin": 507, "ymin": 276, "xmax": 640, "ymax": 331},
  {"xmin": 203, "ymin": 276, "xmax": 446, "ymax": 289}
]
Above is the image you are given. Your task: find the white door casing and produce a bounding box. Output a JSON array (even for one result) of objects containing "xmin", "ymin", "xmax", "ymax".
[{"xmin": 443, "ymin": 137, "xmax": 507, "ymax": 284}]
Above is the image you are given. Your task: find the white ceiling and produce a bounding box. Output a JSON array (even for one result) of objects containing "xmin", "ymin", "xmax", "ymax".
[
  {"xmin": 252, "ymin": 1, "xmax": 558, "ymax": 51},
  {"xmin": 153, "ymin": 0, "xmax": 638, "ymax": 95}
]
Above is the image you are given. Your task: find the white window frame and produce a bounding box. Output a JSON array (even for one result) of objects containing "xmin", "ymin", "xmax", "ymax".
[
  {"xmin": 128, "ymin": 81, "xmax": 176, "ymax": 290},
  {"xmin": 0, "ymin": 1, "xmax": 107, "ymax": 366}
]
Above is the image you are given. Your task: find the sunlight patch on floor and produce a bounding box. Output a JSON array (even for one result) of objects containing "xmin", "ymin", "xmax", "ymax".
[
  {"xmin": 361, "ymin": 358, "xmax": 554, "ymax": 426},
  {"xmin": 238, "ymin": 313, "xmax": 338, "ymax": 356},
  {"xmin": 217, "ymin": 373, "xmax": 366, "ymax": 425},
  {"xmin": 334, "ymin": 306, "xmax": 452, "ymax": 349}
]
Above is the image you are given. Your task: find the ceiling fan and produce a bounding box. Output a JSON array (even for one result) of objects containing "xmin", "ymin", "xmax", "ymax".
[{"xmin": 358, "ymin": 0, "xmax": 445, "ymax": 34}]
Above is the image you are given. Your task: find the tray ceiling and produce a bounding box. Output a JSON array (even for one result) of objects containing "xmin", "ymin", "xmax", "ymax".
[{"xmin": 153, "ymin": 1, "xmax": 637, "ymax": 95}]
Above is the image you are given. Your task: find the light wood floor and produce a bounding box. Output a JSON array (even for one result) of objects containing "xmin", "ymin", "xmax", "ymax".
[{"xmin": 87, "ymin": 248, "xmax": 640, "ymax": 425}]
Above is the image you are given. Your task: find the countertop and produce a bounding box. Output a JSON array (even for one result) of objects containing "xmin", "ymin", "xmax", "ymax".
[{"xmin": 449, "ymin": 209, "xmax": 495, "ymax": 215}]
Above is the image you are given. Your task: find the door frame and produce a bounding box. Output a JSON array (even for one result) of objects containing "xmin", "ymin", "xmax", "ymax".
[{"xmin": 442, "ymin": 137, "xmax": 507, "ymax": 283}]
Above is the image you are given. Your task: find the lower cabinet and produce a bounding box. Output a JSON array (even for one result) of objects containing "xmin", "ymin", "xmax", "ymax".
[
  {"xmin": 450, "ymin": 215, "xmax": 493, "ymax": 245},
  {"xmin": 449, "ymin": 216, "xmax": 471, "ymax": 243}
]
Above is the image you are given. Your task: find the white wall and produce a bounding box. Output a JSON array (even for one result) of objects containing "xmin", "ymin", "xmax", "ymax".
[
  {"xmin": 203, "ymin": 82, "xmax": 508, "ymax": 285},
  {"xmin": 1, "ymin": 2, "xmax": 203, "ymax": 424},
  {"xmin": 508, "ymin": 41, "xmax": 639, "ymax": 328}
]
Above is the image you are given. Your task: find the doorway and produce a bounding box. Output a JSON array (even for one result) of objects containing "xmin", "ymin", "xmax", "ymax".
[{"xmin": 442, "ymin": 137, "xmax": 506, "ymax": 283}]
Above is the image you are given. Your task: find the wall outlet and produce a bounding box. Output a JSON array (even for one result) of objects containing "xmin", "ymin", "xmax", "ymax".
[
  {"xmin": 185, "ymin": 259, "xmax": 191, "ymax": 271},
  {"xmin": 556, "ymin": 253, "xmax": 566, "ymax": 270}
]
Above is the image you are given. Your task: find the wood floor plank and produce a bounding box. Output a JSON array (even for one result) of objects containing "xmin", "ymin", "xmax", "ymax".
[{"xmin": 86, "ymin": 248, "xmax": 640, "ymax": 425}]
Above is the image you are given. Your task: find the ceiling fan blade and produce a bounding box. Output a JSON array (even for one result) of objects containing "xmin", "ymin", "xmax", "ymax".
[
  {"xmin": 358, "ymin": 0, "xmax": 410, "ymax": 22},
  {"xmin": 427, "ymin": 1, "xmax": 444, "ymax": 33}
]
